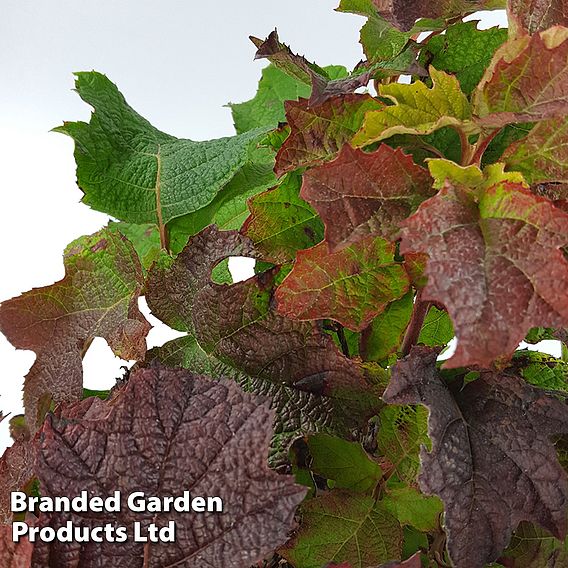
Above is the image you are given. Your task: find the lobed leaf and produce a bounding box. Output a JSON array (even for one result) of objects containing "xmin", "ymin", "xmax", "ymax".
[
  {"xmin": 31, "ymin": 363, "xmax": 307, "ymax": 566},
  {"xmin": 306, "ymin": 433, "xmax": 383, "ymax": 493},
  {"xmin": 352, "ymin": 67, "xmax": 473, "ymax": 147},
  {"xmin": 381, "ymin": 482, "xmax": 443, "ymax": 533},
  {"xmin": 230, "ymin": 64, "xmax": 311, "ymax": 134},
  {"xmin": 146, "ymin": 226, "xmax": 382, "ymax": 414},
  {"xmin": 372, "ymin": 0, "xmax": 506, "ymax": 32},
  {"xmin": 275, "ymin": 94, "xmax": 383, "ymax": 176},
  {"xmin": 56, "ymin": 71, "xmax": 263, "ymax": 233},
  {"xmin": 0, "ymin": 229, "xmax": 150, "ymax": 429},
  {"xmin": 242, "ymin": 172, "xmax": 324, "ymax": 264},
  {"xmin": 400, "ymin": 177, "xmax": 568, "ymax": 368},
  {"xmin": 383, "ymin": 346, "xmax": 568, "ymax": 568},
  {"xmin": 419, "ymin": 21, "xmax": 507, "ymax": 95},
  {"xmin": 300, "ymin": 144, "xmax": 433, "ymax": 251},
  {"xmin": 275, "ymin": 236, "xmax": 410, "ymax": 331},
  {"xmin": 252, "ymin": 31, "xmax": 371, "ymax": 107},
  {"xmin": 167, "ymin": 145, "xmax": 278, "ymax": 254},
  {"xmin": 475, "ymin": 27, "xmax": 568, "ymax": 127},
  {"xmin": 336, "ymin": 0, "xmax": 411, "ymax": 62}
]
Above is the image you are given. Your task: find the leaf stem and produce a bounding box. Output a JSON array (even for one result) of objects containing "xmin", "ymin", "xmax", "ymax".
[
  {"xmin": 470, "ymin": 128, "xmax": 500, "ymax": 166},
  {"xmin": 401, "ymin": 290, "xmax": 431, "ymax": 357},
  {"xmin": 457, "ymin": 127, "xmax": 475, "ymax": 166}
]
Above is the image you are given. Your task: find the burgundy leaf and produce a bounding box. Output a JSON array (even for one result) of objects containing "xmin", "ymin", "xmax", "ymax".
[
  {"xmin": 383, "ymin": 346, "xmax": 568, "ymax": 568},
  {"xmin": 0, "ymin": 524, "xmax": 34, "ymax": 567},
  {"xmin": 373, "ymin": 0, "xmax": 502, "ymax": 32},
  {"xmin": 0, "ymin": 442, "xmax": 34, "ymax": 524},
  {"xmin": 301, "ymin": 144, "xmax": 433, "ymax": 251},
  {"xmin": 400, "ymin": 179, "xmax": 568, "ymax": 368},
  {"xmin": 146, "ymin": 226, "xmax": 381, "ymax": 415},
  {"xmin": 31, "ymin": 363, "xmax": 307, "ymax": 567}
]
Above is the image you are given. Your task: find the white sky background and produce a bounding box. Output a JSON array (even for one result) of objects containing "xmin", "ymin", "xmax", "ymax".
[{"xmin": 0, "ymin": 3, "xmax": 555, "ymax": 453}]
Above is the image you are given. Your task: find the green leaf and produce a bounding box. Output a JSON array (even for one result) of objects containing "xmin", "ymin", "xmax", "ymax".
[
  {"xmin": 382, "ymin": 482, "xmax": 443, "ymax": 532},
  {"xmin": 525, "ymin": 326, "xmax": 567, "ymax": 344},
  {"xmin": 306, "ymin": 433, "xmax": 382, "ymax": 492},
  {"xmin": 502, "ymin": 521, "xmax": 568, "ymax": 567},
  {"xmin": 168, "ymin": 145, "xmax": 277, "ymax": 254},
  {"xmin": 480, "ymin": 122, "xmax": 533, "ymax": 167},
  {"xmin": 242, "ymin": 172, "xmax": 324, "ymax": 263},
  {"xmin": 360, "ymin": 292, "xmax": 414, "ymax": 362},
  {"xmin": 427, "ymin": 158, "xmax": 527, "ymax": 190},
  {"xmin": 377, "ymin": 404, "xmax": 430, "ymax": 485},
  {"xmin": 420, "ymin": 21, "xmax": 507, "ymax": 95},
  {"xmin": 56, "ymin": 71, "xmax": 264, "ymax": 230},
  {"xmin": 275, "ymin": 236, "xmax": 410, "ymax": 332},
  {"xmin": 503, "ymin": 116, "xmax": 568, "ymax": 184},
  {"xmin": 418, "ymin": 306, "xmax": 454, "ymax": 347},
  {"xmin": 514, "ymin": 351, "xmax": 568, "ymax": 393},
  {"xmin": 229, "ymin": 64, "xmax": 311, "ymax": 134},
  {"xmin": 337, "ymin": 0, "xmax": 411, "ymax": 62},
  {"xmin": 353, "ymin": 67, "xmax": 473, "ymax": 147},
  {"xmin": 280, "ymin": 489, "xmax": 403, "ymax": 568}
]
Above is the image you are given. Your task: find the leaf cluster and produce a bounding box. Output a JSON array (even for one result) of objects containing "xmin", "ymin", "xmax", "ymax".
[{"xmin": 2, "ymin": 1, "xmax": 568, "ymax": 567}]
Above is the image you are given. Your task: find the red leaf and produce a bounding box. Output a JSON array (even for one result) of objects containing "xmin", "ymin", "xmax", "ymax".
[
  {"xmin": 275, "ymin": 95, "xmax": 383, "ymax": 176},
  {"xmin": 275, "ymin": 236, "xmax": 410, "ymax": 331},
  {"xmin": 400, "ymin": 179, "xmax": 568, "ymax": 368},
  {"xmin": 31, "ymin": 363, "xmax": 307, "ymax": 567},
  {"xmin": 301, "ymin": 144, "xmax": 433, "ymax": 251},
  {"xmin": 476, "ymin": 28, "xmax": 568, "ymax": 127},
  {"xmin": 0, "ymin": 229, "xmax": 150, "ymax": 430}
]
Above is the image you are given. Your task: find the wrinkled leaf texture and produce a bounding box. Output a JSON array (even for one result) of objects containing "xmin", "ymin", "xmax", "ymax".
[
  {"xmin": 30, "ymin": 363, "xmax": 306, "ymax": 567},
  {"xmin": 400, "ymin": 178, "xmax": 568, "ymax": 368},
  {"xmin": 384, "ymin": 346, "xmax": 568, "ymax": 568},
  {"xmin": 0, "ymin": 229, "xmax": 149, "ymax": 430}
]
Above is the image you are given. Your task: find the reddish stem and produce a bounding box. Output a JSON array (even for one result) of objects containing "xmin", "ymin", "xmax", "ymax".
[
  {"xmin": 401, "ymin": 290, "xmax": 431, "ymax": 357},
  {"xmin": 470, "ymin": 128, "xmax": 501, "ymax": 166}
]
